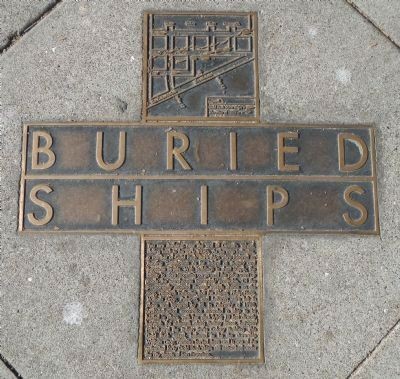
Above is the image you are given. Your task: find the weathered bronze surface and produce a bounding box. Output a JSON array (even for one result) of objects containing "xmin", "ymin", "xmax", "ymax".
[
  {"xmin": 15, "ymin": 8, "xmax": 382, "ymax": 367},
  {"xmin": 16, "ymin": 8, "xmax": 382, "ymax": 366},
  {"xmin": 19, "ymin": 123, "xmax": 379, "ymax": 234},
  {"xmin": 142, "ymin": 12, "xmax": 259, "ymax": 121},
  {"xmin": 139, "ymin": 235, "xmax": 264, "ymax": 363}
]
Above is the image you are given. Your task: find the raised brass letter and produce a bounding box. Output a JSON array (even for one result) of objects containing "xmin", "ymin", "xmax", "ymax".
[
  {"xmin": 27, "ymin": 184, "xmax": 53, "ymax": 226},
  {"xmin": 266, "ymin": 185, "xmax": 289, "ymax": 226},
  {"xmin": 343, "ymin": 185, "xmax": 368, "ymax": 226},
  {"xmin": 31, "ymin": 131, "xmax": 56, "ymax": 170},
  {"xmin": 277, "ymin": 132, "xmax": 299, "ymax": 172},
  {"xmin": 338, "ymin": 133, "xmax": 368, "ymax": 172},
  {"xmin": 112, "ymin": 185, "xmax": 142, "ymax": 225},
  {"xmin": 200, "ymin": 185, "xmax": 208, "ymax": 225},
  {"xmin": 229, "ymin": 132, "xmax": 237, "ymax": 170},
  {"xmin": 96, "ymin": 131, "xmax": 126, "ymax": 171},
  {"xmin": 166, "ymin": 131, "xmax": 191, "ymax": 170}
]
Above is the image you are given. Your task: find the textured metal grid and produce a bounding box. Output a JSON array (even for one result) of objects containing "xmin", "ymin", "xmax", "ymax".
[{"xmin": 140, "ymin": 237, "xmax": 264, "ymax": 363}]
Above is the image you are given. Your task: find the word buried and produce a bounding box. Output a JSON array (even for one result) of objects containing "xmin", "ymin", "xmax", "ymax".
[
  {"xmin": 29, "ymin": 128, "xmax": 368, "ymax": 173},
  {"xmin": 19, "ymin": 123, "xmax": 378, "ymax": 233}
]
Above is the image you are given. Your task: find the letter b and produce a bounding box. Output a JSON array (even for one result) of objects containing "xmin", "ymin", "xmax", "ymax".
[{"xmin": 31, "ymin": 131, "xmax": 56, "ymax": 170}]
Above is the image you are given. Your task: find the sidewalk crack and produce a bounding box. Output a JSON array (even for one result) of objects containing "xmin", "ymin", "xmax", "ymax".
[
  {"xmin": 346, "ymin": 317, "xmax": 400, "ymax": 378},
  {"xmin": 0, "ymin": 351, "xmax": 23, "ymax": 378},
  {"xmin": 345, "ymin": 0, "xmax": 400, "ymax": 52},
  {"xmin": 0, "ymin": 0, "xmax": 64, "ymax": 55}
]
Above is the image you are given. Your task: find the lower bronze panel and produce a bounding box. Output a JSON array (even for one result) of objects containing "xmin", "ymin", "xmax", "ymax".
[{"xmin": 139, "ymin": 235, "xmax": 264, "ymax": 363}]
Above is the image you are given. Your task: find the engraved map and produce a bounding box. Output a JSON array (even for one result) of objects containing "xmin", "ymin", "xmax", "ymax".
[
  {"xmin": 140, "ymin": 238, "xmax": 263, "ymax": 362},
  {"xmin": 143, "ymin": 12, "xmax": 259, "ymax": 121}
]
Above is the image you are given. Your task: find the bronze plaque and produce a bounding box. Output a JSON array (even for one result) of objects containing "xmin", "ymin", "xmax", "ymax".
[
  {"xmin": 15, "ymin": 9, "xmax": 382, "ymax": 368},
  {"xmin": 16, "ymin": 8, "xmax": 382, "ymax": 366},
  {"xmin": 142, "ymin": 12, "xmax": 259, "ymax": 122},
  {"xmin": 19, "ymin": 123, "xmax": 379, "ymax": 234},
  {"xmin": 139, "ymin": 235, "xmax": 264, "ymax": 363}
]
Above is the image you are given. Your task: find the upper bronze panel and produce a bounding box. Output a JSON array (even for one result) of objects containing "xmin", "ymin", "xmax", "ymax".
[{"xmin": 142, "ymin": 12, "xmax": 259, "ymax": 122}]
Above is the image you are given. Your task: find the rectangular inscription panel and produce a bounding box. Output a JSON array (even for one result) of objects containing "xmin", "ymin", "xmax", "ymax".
[
  {"xmin": 19, "ymin": 123, "xmax": 379, "ymax": 234},
  {"xmin": 142, "ymin": 12, "xmax": 259, "ymax": 121},
  {"xmin": 23, "ymin": 124, "xmax": 374, "ymax": 176},
  {"xmin": 139, "ymin": 235, "xmax": 264, "ymax": 363}
]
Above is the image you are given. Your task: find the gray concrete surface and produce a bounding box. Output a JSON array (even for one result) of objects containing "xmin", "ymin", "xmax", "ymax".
[
  {"xmin": 0, "ymin": 359, "xmax": 16, "ymax": 379},
  {"xmin": 0, "ymin": 0, "xmax": 57, "ymax": 50},
  {"xmin": 351, "ymin": 0, "xmax": 400, "ymax": 48},
  {"xmin": 0, "ymin": 0, "xmax": 399, "ymax": 378},
  {"xmin": 355, "ymin": 324, "xmax": 400, "ymax": 378}
]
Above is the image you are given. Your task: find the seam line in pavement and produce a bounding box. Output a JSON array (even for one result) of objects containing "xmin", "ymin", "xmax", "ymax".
[
  {"xmin": 0, "ymin": 352, "xmax": 23, "ymax": 378},
  {"xmin": 0, "ymin": 0, "xmax": 64, "ymax": 55},
  {"xmin": 345, "ymin": 0, "xmax": 400, "ymax": 52},
  {"xmin": 346, "ymin": 317, "xmax": 400, "ymax": 378}
]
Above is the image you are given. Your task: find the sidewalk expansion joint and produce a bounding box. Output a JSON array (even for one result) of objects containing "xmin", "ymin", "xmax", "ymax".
[
  {"xmin": 0, "ymin": 0, "xmax": 64, "ymax": 55},
  {"xmin": 346, "ymin": 316, "xmax": 400, "ymax": 378},
  {"xmin": 0, "ymin": 351, "xmax": 23, "ymax": 379},
  {"xmin": 345, "ymin": 0, "xmax": 400, "ymax": 52}
]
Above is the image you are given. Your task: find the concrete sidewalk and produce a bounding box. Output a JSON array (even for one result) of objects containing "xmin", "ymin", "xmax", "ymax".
[{"xmin": 1, "ymin": 0, "xmax": 399, "ymax": 378}]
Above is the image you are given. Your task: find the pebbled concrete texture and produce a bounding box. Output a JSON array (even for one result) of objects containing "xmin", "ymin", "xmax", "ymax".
[
  {"xmin": 0, "ymin": 0, "xmax": 58, "ymax": 50},
  {"xmin": 351, "ymin": 0, "xmax": 400, "ymax": 48},
  {"xmin": 0, "ymin": 0, "xmax": 399, "ymax": 378}
]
